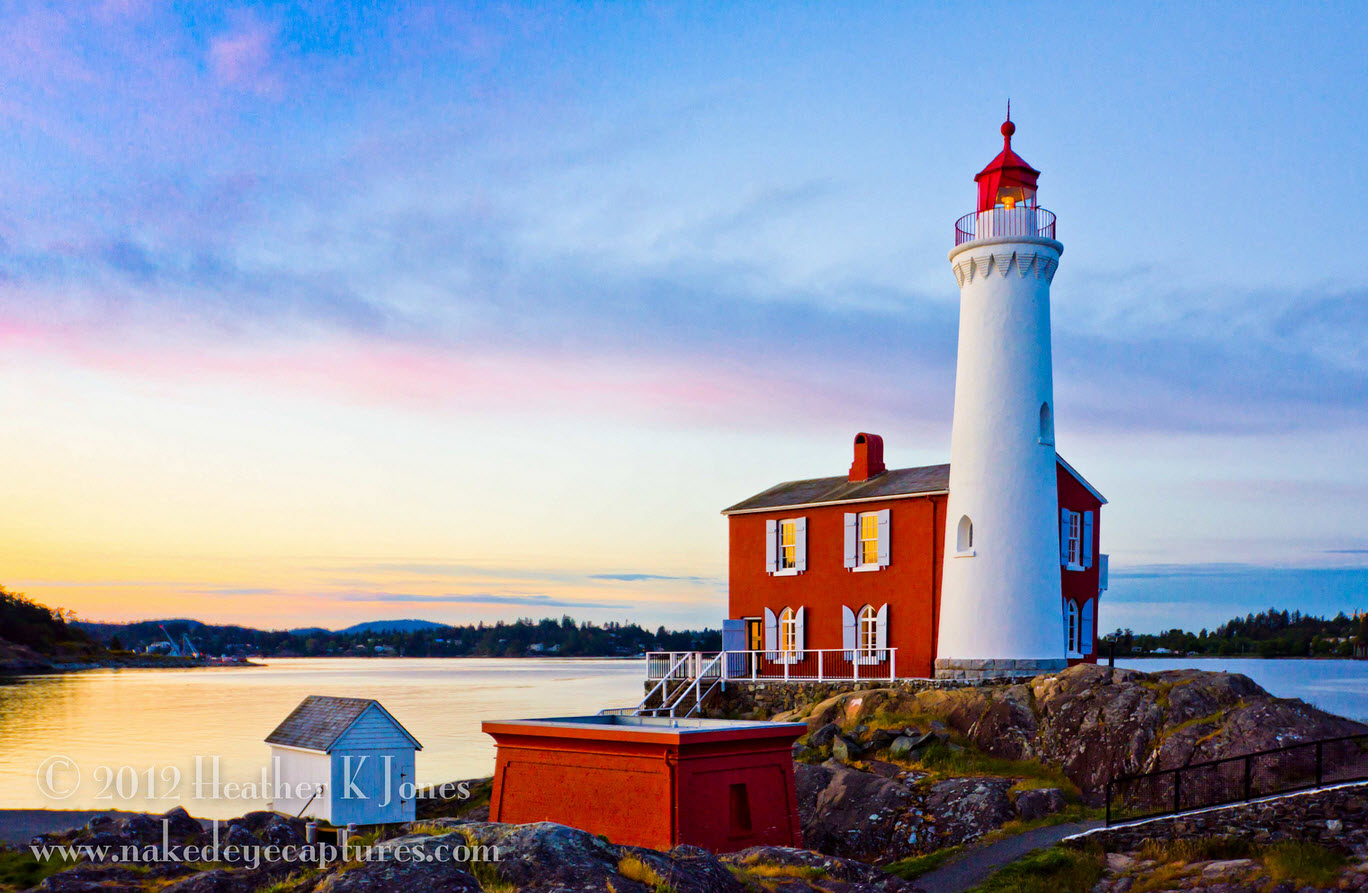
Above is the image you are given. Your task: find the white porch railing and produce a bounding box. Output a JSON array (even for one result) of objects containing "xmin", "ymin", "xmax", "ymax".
[{"xmin": 644, "ymin": 648, "xmax": 898, "ymax": 683}]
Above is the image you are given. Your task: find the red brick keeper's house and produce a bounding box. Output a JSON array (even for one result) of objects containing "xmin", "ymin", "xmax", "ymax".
[{"xmin": 721, "ymin": 433, "xmax": 1107, "ymax": 679}]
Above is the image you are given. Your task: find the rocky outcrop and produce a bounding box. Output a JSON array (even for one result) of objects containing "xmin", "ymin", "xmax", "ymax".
[
  {"xmin": 790, "ymin": 664, "xmax": 1366, "ymax": 801},
  {"xmin": 26, "ymin": 815, "xmax": 923, "ymax": 893},
  {"xmin": 794, "ymin": 761, "xmax": 1042, "ymax": 863}
]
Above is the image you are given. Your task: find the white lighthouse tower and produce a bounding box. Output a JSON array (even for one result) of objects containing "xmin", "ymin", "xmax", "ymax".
[{"xmin": 936, "ymin": 116, "xmax": 1068, "ymax": 681}]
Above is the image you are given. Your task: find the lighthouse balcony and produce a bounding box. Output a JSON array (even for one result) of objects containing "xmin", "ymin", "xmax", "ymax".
[{"xmin": 955, "ymin": 206, "xmax": 1056, "ymax": 245}]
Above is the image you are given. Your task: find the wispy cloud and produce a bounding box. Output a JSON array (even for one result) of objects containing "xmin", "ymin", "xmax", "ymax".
[
  {"xmin": 589, "ymin": 573, "xmax": 716, "ymax": 584},
  {"xmin": 335, "ymin": 592, "xmax": 624, "ymax": 609}
]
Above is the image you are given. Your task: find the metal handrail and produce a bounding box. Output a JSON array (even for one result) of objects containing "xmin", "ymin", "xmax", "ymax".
[
  {"xmin": 1104, "ymin": 731, "xmax": 1368, "ymax": 826},
  {"xmin": 954, "ymin": 206, "xmax": 1056, "ymax": 245},
  {"xmin": 643, "ymin": 648, "xmax": 898, "ymax": 683}
]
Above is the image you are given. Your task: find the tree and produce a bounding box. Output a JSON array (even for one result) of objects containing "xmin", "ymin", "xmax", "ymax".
[{"xmin": 109, "ymin": 635, "xmax": 124, "ymax": 652}]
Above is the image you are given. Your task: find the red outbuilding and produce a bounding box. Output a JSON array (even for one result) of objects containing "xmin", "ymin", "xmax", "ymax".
[
  {"xmin": 484, "ymin": 715, "xmax": 806, "ymax": 852},
  {"xmin": 720, "ymin": 433, "xmax": 1107, "ymax": 679}
]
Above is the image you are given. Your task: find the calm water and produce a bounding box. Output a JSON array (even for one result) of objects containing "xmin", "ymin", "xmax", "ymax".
[
  {"xmin": 2, "ymin": 656, "xmax": 1364, "ymax": 819},
  {"xmin": 0, "ymin": 658, "xmax": 645, "ymax": 818},
  {"xmin": 1118, "ymin": 657, "xmax": 1368, "ymax": 723}
]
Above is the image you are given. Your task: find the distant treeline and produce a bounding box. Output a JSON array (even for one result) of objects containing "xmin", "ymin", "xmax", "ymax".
[
  {"xmin": 77, "ymin": 615, "xmax": 722, "ymax": 659},
  {"xmin": 1107, "ymin": 608, "xmax": 1368, "ymax": 659},
  {"xmin": 0, "ymin": 586, "xmax": 98, "ymax": 658}
]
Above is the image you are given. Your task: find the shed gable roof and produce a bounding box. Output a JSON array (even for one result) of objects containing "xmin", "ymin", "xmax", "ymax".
[
  {"xmin": 265, "ymin": 695, "xmax": 422, "ymax": 753},
  {"xmin": 722, "ymin": 455, "xmax": 1104, "ymax": 515}
]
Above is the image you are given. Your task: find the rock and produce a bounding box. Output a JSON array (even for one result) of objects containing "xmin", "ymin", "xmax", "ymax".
[
  {"xmin": 795, "ymin": 762, "xmax": 835, "ymax": 826},
  {"xmin": 120, "ymin": 812, "xmax": 163, "ymax": 843},
  {"xmin": 924, "ymin": 777, "xmax": 1014, "ymax": 846},
  {"xmin": 723, "ymin": 846, "xmax": 922, "ymax": 893},
  {"xmin": 801, "ymin": 763, "xmax": 913, "ymax": 859},
  {"xmin": 889, "ymin": 736, "xmax": 917, "ymax": 759},
  {"xmin": 832, "ymin": 736, "xmax": 862, "ymax": 763},
  {"xmin": 316, "ymin": 840, "xmax": 482, "ymax": 893},
  {"xmin": 809, "ymin": 722, "xmax": 841, "ymax": 748},
  {"xmin": 35, "ymin": 864, "xmax": 147, "ymax": 892},
  {"xmin": 864, "ymin": 760, "xmax": 901, "ymax": 779},
  {"xmin": 1201, "ymin": 859, "xmax": 1256, "ymax": 878},
  {"xmin": 1105, "ymin": 852, "xmax": 1135, "ymax": 872},
  {"xmin": 867, "ymin": 729, "xmax": 900, "ymax": 751},
  {"xmin": 1013, "ymin": 787, "xmax": 1067, "ymax": 820},
  {"xmin": 162, "ymin": 867, "xmax": 295, "ymax": 893},
  {"xmin": 162, "ymin": 806, "xmax": 205, "ymax": 838},
  {"xmin": 1328, "ymin": 818, "xmax": 1344, "ymax": 833},
  {"xmin": 263, "ymin": 815, "xmax": 305, "ymax": 847},
  {"xmin": 221, "ymin": 823, "xmax": 258, "ymax": 857}
]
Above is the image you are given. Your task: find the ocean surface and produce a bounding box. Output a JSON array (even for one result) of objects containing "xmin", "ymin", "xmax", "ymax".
[
  {"xmin": 0, "ymin": 656, "xmax": 1364, "ymax": 819},
  {"xmin": 0, "ymin": 658, "xmax": 645, "ymax": 818}
]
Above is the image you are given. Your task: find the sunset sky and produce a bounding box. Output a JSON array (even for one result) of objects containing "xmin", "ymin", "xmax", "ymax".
[{"xmin": 2, "ymin": 2, "xmax": 1366, "ymax": 634}]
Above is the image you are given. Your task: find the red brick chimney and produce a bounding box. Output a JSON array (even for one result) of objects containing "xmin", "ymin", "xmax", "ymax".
[{"xmin": 848, "ymin": 433, "xmax": 886, "ymax": 482}]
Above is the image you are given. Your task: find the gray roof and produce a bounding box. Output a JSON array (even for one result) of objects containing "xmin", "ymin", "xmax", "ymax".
[
  {"xmin": 722, "ymin": 456, "xmax": 1106, "ymax": 515},
  {"xmin": 265, "ymin": 695, "xmax": 420, "ymax": 752},
  {"xmin": 722, "ymin": 464, "xmax": 950, "ymax": 514}
]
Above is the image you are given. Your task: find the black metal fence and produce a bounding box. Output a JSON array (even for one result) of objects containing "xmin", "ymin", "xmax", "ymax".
[
  {"xmin": 954, "ymin": 206, "xmax": 1057, "ymax": 245},
  {"xmin": 1105, "ymin": 732, "xmax": 1368, "ymax": 826}
]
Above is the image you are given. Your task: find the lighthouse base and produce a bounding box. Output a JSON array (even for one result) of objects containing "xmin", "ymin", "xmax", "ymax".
[{"xmin": 934, "ymin": 657, "xmax": 1068, "ymax": 681}]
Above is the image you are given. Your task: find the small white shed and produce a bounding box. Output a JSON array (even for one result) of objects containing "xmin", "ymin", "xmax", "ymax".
[{"xmin": 266, "ymin": 695, "xmax": 422, "ymax": 825}]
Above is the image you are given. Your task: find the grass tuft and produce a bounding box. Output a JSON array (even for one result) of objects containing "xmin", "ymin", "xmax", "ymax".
[
  {"xmin": 0, "ymin": 847, "xmax": 66, "ymax": 892},
  {"xmin": 1135, "ymin": 835, "xmax": 1255, "ymax": 864},
  {"xmin": 965, "ymin": 846, "xmax": 1104, "ymax": 893},
  {"xmin": 884, "ymin": 847, "xmax": 962, "ymax": 880},
  {"xmin": 1262, "ymin": 841, "xmax": 1346, "ymax": 888},
  {"xmin": 618, "ymin": 854, "xmax": 677, "ymax": 893}
]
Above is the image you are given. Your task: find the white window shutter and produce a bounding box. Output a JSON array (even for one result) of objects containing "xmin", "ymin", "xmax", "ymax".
[
  {"xmin": 794, "ymin": 606, "xmax": 805, "ymax": 659},
  {"xmin": 1099, "ymin": 554, "xmax": 1109, "ymax": 592},
  {"xmin": 1081, "ymin": 599, "xmax": 1095, "ymax": 655},
  {"xmin": 843, "ymin": 513, "xmax": 857, "ymax": 569},
  {"xmin": 765, "ymin": 519, "xmax": 778, "ymax": 574},
  {"xmin": 876, "ymin": 509, "xmax": 891, "ymax": 567},
  {"xmin": 1059, "ymin": 509, "xmax": 1072, "ymax": 565},
  {"xmin": 875, "ymin": 603, "xmax": 888, "ymax": 652},
  {"xmin": 1082, "ymin": 511, "xmax": 1094, "ymax": 568},
  {"xmin": 795, "ymin": 517, "xmax": 808, "ymax": 572},
  {"xmin": 1062, "ymin": 599, "xmax": 1070, "ymax": 651},
  {"xmin": 841, "ymin": 605, "xmax": 856, "ymax": 653},
  {"xmin": 763, "ymin": 608, "xmax": 777, "ymax": 653}
]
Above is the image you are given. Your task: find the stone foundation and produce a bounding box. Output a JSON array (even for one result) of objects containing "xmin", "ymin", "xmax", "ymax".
[
  {"xmin": 672, "ymin": 676, "xmax": 1017, "ymax": 719},
  {"xmin": 934, "ymin": 657, "xmax": 1068, "ymax": 681},
  {"xmin": 1066, "ymin": 781, "xmax": 1368, "ymax": 860}
]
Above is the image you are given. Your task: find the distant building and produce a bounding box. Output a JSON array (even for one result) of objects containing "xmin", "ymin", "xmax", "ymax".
[{"xmin": 266, "ymin": 695, "xmax": 421, "ymax": 825}]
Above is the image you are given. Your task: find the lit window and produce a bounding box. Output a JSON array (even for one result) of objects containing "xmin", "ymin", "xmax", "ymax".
[
  {"xmin": 779, "ymin": 520, "xmax": 797, "ymax": 570},
  {"xmin": 779, "ymin": 608, "xmax": 797, "ymax": 654},
  {"xmin": 858, "ymin": 513, "xmax": 879, "ymax": 566},
  {"xmin": 858, "ymin": 605, "xmax": 878, "ymax": 653}
]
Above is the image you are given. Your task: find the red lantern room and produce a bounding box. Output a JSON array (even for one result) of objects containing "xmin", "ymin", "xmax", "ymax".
[{"xmin": 975, "ymin": 115, "xmax": 1040, "ymax": 212}]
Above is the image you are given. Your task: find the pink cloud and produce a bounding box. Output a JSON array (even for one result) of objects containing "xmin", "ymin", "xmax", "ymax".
[{"xmin": 208, "ymin": 14, "xmax": 279, "ymax": 95}]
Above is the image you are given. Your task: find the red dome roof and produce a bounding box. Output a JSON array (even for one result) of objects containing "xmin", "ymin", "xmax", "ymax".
[{"xmin": 974, "ymin": 117, "xmax": 1040, "ymax": 212}]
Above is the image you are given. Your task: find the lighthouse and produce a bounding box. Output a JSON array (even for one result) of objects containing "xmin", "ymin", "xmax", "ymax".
[{"xmin": 935, "ymin": 116, "xmax": 1069, "ymax": 681}]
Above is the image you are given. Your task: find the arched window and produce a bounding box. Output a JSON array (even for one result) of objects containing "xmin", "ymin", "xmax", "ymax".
[
  {"xmin": 1040, "ymin": 402, "xmax": 1053, "ymax": 443},
  {"xmin": 858, "ymin": 605, "xmax": 878, "ymax": 653},
  {"xmin": 1066, "ymin": 599, "xmax": 1080, "ymax": 653},
  {"xmin": 957, "ymin": 515, "xmax": 974, "ymax": 552},
  {"xmin": 779, "ymin": 608, "xmax": 797, "ymax": 654}
]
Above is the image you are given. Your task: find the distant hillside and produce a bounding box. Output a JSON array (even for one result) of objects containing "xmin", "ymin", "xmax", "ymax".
[
  {"xmin": 340, "ymin": 619, "xmax": 446, "ymax": 634},
  {"xmin": 0, "ymin": 586, "xmax": 100, "ymax": 669},
  {"xmin": 76, "ymin": 615, "xmax": 721, "ymax": 659}
]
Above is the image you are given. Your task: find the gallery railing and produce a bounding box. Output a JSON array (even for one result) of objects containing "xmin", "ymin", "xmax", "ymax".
[
  {"xmin": 1104, "ymin": 731, "xmax": 1368, "ymax": 826},
  {"xmin": 954, "ymin": 206, "xmax": 1057, "ymax": 245}
]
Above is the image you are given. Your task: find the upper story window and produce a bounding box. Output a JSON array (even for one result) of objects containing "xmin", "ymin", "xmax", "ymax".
[
  {"xmin": 1059, "ymin": 509, "xmax": 1095, "ymax": 571},
  {"xmin": 779, "ymin": 520, "xmax": 798, "ymax": 570},
  {"xmin": 765, "ymin": 517, "xmax": 807, "ymax": 575},
  {"xmin": 844, "ymin": 509, "xmax": 890, "ymax": 570},
  {"xmin": 858, "ymin": 513, "xmax": 879, "ymax": 566}
]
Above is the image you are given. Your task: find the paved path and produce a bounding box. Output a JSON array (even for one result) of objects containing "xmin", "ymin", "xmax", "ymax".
[{"xmin": 913, "ymin": 819, "xmax": 1104, "ymax": 893}]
